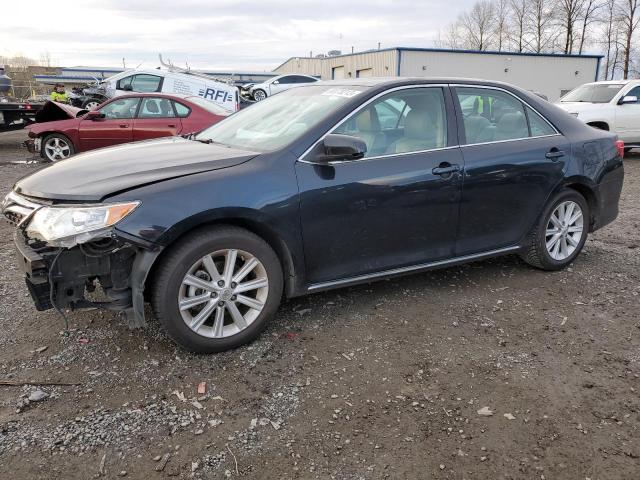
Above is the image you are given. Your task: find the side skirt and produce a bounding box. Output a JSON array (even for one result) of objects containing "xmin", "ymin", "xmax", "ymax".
[{"xmin": 307, "ymin": 245, "xmax": 522, "ymax": 293}]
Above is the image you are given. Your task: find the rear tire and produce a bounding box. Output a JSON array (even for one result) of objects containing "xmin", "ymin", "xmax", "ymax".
[
  {"xmin": 252, "ymin": 89, "xmax": 267, "ymax": 101},
  {"xmin": 151, "ymin": 226, "xmax": 283, "ymax": 353},
  {"xmin": 519, "ymin": 190, "xmax": 590, "ymax": 271}
]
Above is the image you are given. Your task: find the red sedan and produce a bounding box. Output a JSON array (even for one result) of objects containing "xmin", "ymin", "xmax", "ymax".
[{"xmin": 27, "ymin": 93, "xmax": 230, "ymax": 161}]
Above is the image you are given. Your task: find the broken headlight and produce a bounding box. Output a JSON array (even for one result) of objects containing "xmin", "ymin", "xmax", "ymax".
[{"xmin": 25, "ymin": 201, "xmax": 140, "ymax": 247}]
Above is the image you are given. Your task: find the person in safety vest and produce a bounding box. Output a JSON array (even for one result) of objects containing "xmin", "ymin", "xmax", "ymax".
[{"xmin": 50, "ymin": 83, "xmax": 68, "ymax": 103}]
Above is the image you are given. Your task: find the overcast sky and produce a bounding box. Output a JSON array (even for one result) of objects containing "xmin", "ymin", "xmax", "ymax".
[{"xmin": 2, "ymin": 0, "xmax": 476, "ymax": 71}]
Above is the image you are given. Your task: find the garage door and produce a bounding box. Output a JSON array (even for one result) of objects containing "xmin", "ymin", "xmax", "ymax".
[
  {"xmin": 332, "ymin": 66, "xmax": 345, "ymax": 79},
  {"xmin": 357, "ymin": 68, "xmax": 373, "ymax": 78}
]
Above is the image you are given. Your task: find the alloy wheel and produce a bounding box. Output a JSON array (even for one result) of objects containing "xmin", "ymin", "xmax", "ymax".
[
  {"xmin": 545, "ymin": 200, "xmax": 584, "ymax": 261},
  {"xmin": 178, "ymin": 249, "xmax": 269, "ymax": 338},
  {"xmin": 44, "ymin": 137, "xmax": 71, "ymax": 161},
  {"xmin": 84, "ymin": 101, "xmax": 100, "ymax": 110},
  {"xmin": 253, "ymin": 90, "xmax": 266, "ymax": 101}
]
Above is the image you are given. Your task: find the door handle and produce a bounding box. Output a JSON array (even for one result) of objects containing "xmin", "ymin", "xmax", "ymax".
[
  {"xmin": 167, "ymin": 124, "xmax": 176, "ymax": 128},
  {"xmin": 119, "ymin": 124, "xmax": 129, "ymax": 128},
  {"xmin": 545, "ymin": 148, "xmax": 565, "ymax": 160},
  {"xmin": 432, "ymin": 163, "xmax": 461, "ymax": 176}
]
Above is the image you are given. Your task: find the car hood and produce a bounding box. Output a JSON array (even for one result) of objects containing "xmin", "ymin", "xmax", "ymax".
[
  {"xmin": 34, "ymin": 101, "xmax": 86, "ymax": 123},
  {"xmin": 14, "ymin": 136, "xmax": 259, "ymax": 202},
  {"xmin": 556, "ymin": 101, "xmax": 604, "ymax": 112}
]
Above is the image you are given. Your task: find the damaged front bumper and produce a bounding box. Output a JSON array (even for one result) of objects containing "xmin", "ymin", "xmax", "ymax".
[
  {"xmin": 11, "ymin": 224, "xmax": 160, "ymax": 328},
  {"xmin": 14, "ymin": 229, "xmax": 160, "ymax": 327}
]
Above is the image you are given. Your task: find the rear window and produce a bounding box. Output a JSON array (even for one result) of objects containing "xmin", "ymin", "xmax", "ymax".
[{"xmin": 184, "ymin": 96, "xmax": 229, "ymax": 116}]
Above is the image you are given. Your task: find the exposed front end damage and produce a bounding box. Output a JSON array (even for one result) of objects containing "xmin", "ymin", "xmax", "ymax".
[{"xmin": 3, "ymin": 192, "xmax": 160, "ymax": 328}]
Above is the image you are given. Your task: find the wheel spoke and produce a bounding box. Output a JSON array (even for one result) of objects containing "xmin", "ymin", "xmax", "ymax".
[
  {"xmin": 201, "ymin": 254, "xmax": 223, "ymax": 283},
  {"xmin": 560, "ymin": 237, "xmax": 569, "ymax": 257},
  {"xmin": 179, "ymin": 292, "xmax": 211, "ymax": 311},
  {"xmin": 235, "ymin": 277, "xmax": 268, "ymax": 293},
  {"xmin": 236, "ymin": 294, "xmax": 264, "ymax": 311},
  {"xmin": 183, "ymin": 274, "xmax": 217, "ymax": 292},
  {"xmin": 226, "ymin": 302, "xmax": 247, "ymax": 329},
  {"xmin": 567, "ymin": 225, "xmax": 582, "ymax": 233},
  {"xmin": 564, "ymin": 202, "xmax": 575, "ymax": 224},
  {"xmin": 212, "ymin": 306, "xmax": 225, "ymax": 337},
  {"xmin": 549, "ymin": 214, "xmax": 562, "ymax": 229},
  {"xmin": 223, "ymin": 249, "xmax": 237, "ymax": 285},
  {"xmin": 232, "ymin": 257, "xmax": 258, "ymax": 284},
  {"xmin": 546, "ymin": 233, "xmax": 561, "ymax": 251},
  {"xmin": 190, "ymin": 300, "xmax": 217, "ymax": 331},
  {"xmin": 566, "ymin": 234, "xmax": 579, "ymax": 247},
  {"xmin": 552, "ymin": 236, "xmax": 561, "ymax": 257},
  {"xmin": 568, "ymin": 211, "xmax": 583, "ymax": 225},
  {"xmin": 546, "ymin": 227, "xmax": 559, "ymax": 236}
]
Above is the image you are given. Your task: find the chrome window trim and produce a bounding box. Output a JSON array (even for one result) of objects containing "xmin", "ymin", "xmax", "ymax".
[
  {"xmin": 297, "ymin": 145, "xmax": 460, "ymax": 165},
  {"xmin": 298, "ymin": 84, "xmax": 450, "ymax": 163},
  {"xmin": 459, "ymin": 133, "xmax": 562, "ymax": 149},
  {"xmin": 450, "ymin": 83, "xmax": 560, "ymax": 136},
  {"xmin": 307, "ymin": 245, "xmax": 521, "ymax": 291}
]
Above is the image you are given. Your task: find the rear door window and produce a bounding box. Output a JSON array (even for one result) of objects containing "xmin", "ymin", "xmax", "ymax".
[
  {"xmin": 138, "ymin": 97, "xmax": 175, "ymax": 118},
  {"xmin": 456, "ymin": 87, "xmax": 556, "ymax": 144}
]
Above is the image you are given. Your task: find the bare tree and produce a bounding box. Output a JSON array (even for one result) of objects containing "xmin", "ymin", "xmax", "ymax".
[
  {"xmin": 510, "ymin": 0, "xmax": 529, "ymax": 52},
  {"xmin": 528, "ymin": 0, "xmax": 558, "ymax": 52},
  {"xmin": 457, "ymin": 1, "xmax": 497, "ymax": 50},
  {"xmin": 494, "ymin": 0, "xmax": 512, "ymax": 51},
  {"xmin": 557, "ymin": 0, "xmax": 587, "ymax": 53},
  {"xmin": 618, "ymin": 0, "xmax": 639, "ymax": 78},
  {"xmin": 578, "ymin": 0, "xmax": 604, "ymax": 53}
]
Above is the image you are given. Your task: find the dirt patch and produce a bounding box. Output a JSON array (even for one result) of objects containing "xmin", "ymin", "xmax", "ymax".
[{"xmin": 0, "ymin": 130, "xmax": 639, "ymax": 479}]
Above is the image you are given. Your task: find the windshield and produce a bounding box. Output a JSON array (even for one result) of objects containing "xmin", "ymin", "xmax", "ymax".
[
  {"xmin": 196, "ymin": 85, "xmax": 367, "ymax": 151},
  {"xmin": 561, "ymin": 83, "xmax": 625, "ymax": 103}
]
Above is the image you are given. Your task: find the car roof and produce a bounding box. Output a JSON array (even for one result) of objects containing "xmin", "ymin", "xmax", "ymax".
[{"xmin": 312, "ymin": 76, "xmax": 534, "ymax": 90}]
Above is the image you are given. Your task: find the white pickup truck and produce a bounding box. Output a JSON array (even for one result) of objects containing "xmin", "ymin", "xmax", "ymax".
[{"xmin": 556, "ymin": 79, "xmax": 640, "ymax": 152}]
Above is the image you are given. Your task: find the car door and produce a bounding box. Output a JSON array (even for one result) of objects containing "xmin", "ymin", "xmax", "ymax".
[
  {"xmin": 132, "ymin": 97, "xmax": 182, "ymax": 141},
  {"xmin": 295, "ymin": 85, "xmax": 464, "ymax": 285},
  {"xmin": 78, "ymin": 97, "xmax": 140, "ymax": 150},
  {"xmin": 613, "ymin": 85, "xmax": 640, "ymax": 143},
  {"xmin": 452, "ymin": 86, "xmax": 569, "ymax": 256}
]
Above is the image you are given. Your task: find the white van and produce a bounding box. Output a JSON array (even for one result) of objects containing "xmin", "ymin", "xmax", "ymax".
[{"xmin": 79, "ymin": 69, "xmax": 240, "ymax": 114}]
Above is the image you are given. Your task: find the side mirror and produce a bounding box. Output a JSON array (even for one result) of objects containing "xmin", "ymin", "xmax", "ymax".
[
  {"xmin": 85, "ymin": 110, "xmax": 105, "ymax": 121},
  {"xmin": 272, "ymin": 80, "xmax": 279, "ymax": 85},
  {"xmin": 316, "ymin": 134, "xmax": 367, "ymax": 163},
  {"xmin": 619, "ymin": 95, "xmax": 638, "ymax": 105},
  {"xmin": 122, "ymin": 84, "xmax": 133, "ymax": 92}
]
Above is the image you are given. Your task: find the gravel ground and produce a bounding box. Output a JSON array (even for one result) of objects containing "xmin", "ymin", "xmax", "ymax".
[{"xmin": 0, "ymin": 129, "xmax": 638, "ymax": 479}]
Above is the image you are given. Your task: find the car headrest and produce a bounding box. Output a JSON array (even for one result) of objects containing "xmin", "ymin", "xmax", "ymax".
[
  {"xmin": 404, "ymin": 109, "xmax": 435, "ymax": 139},
  {"xmin": 146, "ymin": 100, "xmax": 159, "ymax": 113},
  {"xmin": 355, "ymin": 108, "xmax": 380, "ymax": 132}
]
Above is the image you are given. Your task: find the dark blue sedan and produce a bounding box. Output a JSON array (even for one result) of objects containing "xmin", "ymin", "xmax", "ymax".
[{"xmin": 3, "ymin": 78, "xmax": 625, "ymax": 353}]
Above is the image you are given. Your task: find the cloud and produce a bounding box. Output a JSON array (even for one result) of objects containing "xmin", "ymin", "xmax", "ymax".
[{"xmin": 1, "ymin": 0, "xmax": 476, "ymax": 70}]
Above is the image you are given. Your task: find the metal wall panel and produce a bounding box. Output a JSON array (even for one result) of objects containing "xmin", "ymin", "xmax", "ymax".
[
  {"xmin": 399, "ymin": 50, "xmax": 598, "ymax": 101},
  {"xmin": 275, "ymin": 49, "xmax": 600, "ymax": 102},
  {"xmin": 276, "ymin": 50, "xmax": 398, "ymax": 81}
]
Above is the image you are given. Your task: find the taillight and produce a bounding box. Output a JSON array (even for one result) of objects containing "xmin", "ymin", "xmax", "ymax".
[{"xmin": 615, "ymin": 139, "xmax": 625, "ymax": 159}]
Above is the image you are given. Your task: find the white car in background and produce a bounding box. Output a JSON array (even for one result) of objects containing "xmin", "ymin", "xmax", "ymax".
[
  {"xmin": 556, "ymin": 79, "xmax": 640, "ymax": 152},
  {"xmin": 249, "ymin": 74, "xmax": 319, "ymax": 101}
]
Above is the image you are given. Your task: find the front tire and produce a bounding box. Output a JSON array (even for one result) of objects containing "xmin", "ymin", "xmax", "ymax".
[
  {"xmin": 151, "ymin": 226, "xmax": 283, "ymax": 353},
  {"xmin": 41, "ymin": 133, "xmax": 75, "ymax": 162},
  {"xmin": 519, "ymin": 190, "xmax": 589, "ymax": 270},
  {"xmin": 82, "ymin": 98, "xmax": 102, "ymax": 110}
]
